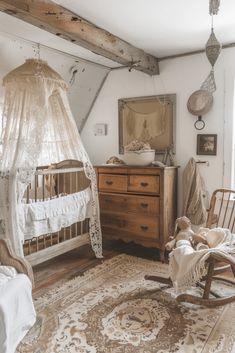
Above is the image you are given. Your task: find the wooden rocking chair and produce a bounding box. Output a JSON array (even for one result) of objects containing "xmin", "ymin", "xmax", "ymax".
[{"xmin": 145, "ymin": 188, "xmax": 235, "ymax": 307}]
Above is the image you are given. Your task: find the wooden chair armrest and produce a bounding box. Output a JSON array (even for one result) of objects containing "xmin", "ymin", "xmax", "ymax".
[
  {"xmin": 0, "ymin": 239, "xmax": 34, "ymax": 287},
  {"xmin": 206, "ymin": 252, "xmax": 235, "ymax": 266}
]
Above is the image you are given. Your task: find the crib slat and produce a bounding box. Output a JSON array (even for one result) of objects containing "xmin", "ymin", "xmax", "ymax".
[
  {"xmin": 43, "ymin": 235, "xmax": 46, "ymax": 249},
  {"xmin": 70, "ymin": 173, "xmax": 72, "ymax": 194},
  {"xmin": 42, "ymin": 175, "xmax": 45, "ymax": 201},
  {"xmin": 81, "ymin": 221, "xmax": 84, "ymax": 236},
  {"xmin": 57, "ymin": 173, "xmax": 60, "ymax": 197},
  {"xmin": 75, "ymin": 222, "xmax": 78, "ymax": 237},
  {"xmin": 63, "ymin": 173, "xmax": 66, "ymax": 194},
  {"xmin": 35, "ymin": 175, "xmax": 37, "ymax": 201}
]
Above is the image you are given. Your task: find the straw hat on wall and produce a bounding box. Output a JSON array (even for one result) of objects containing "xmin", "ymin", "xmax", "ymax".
[{"xmin": 187, "ymin": 89, "xmax": 213, "ymax": 116}]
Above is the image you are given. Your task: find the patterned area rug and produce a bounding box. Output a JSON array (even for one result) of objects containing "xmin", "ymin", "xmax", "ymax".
[{"xmin": 17, "ymin": 254, "xmax": 235, "ymax": 353}]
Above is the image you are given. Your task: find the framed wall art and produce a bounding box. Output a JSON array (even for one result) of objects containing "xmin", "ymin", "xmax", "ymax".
[
  {"xmin": 197, "ymin": 134, "xmax": 217, "ymax": 155},
  {"xmin": 118, "ymin": 94, "xmax": 176, "ymax": 154}
]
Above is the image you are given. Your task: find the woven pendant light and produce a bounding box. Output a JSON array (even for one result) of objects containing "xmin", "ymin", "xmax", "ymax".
[
  {"xmin": 205, "ymin": 28, "xmax": 221, "ymax": 67},
  {"xmin": 200, "ymin": 69, "xmax": 216, "ymax": 93},
  {"xmin": 187, "ymin": 0, "xmax": 222, "ymax": 130}
]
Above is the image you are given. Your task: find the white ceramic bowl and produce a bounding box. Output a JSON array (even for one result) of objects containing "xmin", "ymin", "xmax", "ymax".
[{"xmin": 123, "ymin": 150, "xmax": 155, "ymax": 166}]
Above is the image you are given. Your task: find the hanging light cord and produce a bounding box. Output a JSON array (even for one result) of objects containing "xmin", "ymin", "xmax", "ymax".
[
  {"xmin": 209, "ymin": 0, "xmax": 220, "ymax": 15},
  {"xmin": 34, "ymin": 43, "xmax": 44, "ymax": 78},
  {"xmin": 36, "ymin": 43, "xmax": 41, "ymax": 60}
]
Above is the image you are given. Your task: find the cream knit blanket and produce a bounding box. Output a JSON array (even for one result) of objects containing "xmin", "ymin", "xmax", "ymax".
[{"xmin": 169, "ymin": 227, "xmax": 235, "ymax": 292}]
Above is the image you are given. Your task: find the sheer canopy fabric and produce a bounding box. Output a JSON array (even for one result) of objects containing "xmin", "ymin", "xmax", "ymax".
[{"xmin": 0, "ymin": 59, "xmax": 102, "ymax": 257}]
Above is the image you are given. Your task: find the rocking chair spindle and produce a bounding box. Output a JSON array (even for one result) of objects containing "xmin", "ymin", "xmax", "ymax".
[{"xmin": 145, "ymin": 188, "xmax": 235, "ymax": 307}]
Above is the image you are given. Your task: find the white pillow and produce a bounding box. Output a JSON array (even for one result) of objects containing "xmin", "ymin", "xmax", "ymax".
[{"xmin": 0, "ymin": 266, "xmax": 18, "ymax": 285}]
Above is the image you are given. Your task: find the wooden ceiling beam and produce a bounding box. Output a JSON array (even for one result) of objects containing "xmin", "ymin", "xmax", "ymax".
[{"xmin": 0, "ymin": 0, "xmax": 159, "ymax": 75}]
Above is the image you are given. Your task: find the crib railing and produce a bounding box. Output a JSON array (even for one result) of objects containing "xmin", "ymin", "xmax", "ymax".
[
  {"xmin": 24, "ymin": 220, "xmax": 89, "ymax": 256},
  {"xmin": 23, "ymin": 161, "xmax": 91, "ymax": 260},
  {"xmin": 25, "ymin": 166, "xmax": 85, "ymax": 203}
]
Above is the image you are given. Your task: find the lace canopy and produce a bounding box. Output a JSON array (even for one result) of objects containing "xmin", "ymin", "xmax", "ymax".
[{"xmin": 0, "ymin": 59, "xmax": 102, "ymax": 258}]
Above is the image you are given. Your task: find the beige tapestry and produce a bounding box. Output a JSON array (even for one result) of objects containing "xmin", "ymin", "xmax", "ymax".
[
  {"xmin": 17, "ymin": 254, "xmax": 235, "ymax": 353},
  {"xmin": 119, "ymin": 95, "xmax": 175, "ymax": 153}
]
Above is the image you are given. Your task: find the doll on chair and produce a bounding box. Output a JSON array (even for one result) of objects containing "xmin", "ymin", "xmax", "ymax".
[{"xmin": 165, "ymin": 216, "xmax": 209, "ymax": 251}]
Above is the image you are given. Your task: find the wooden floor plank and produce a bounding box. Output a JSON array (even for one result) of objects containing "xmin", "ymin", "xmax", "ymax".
[{"xmin": 32, "ymin": 240, "xmax": 161, "ymax": 295}]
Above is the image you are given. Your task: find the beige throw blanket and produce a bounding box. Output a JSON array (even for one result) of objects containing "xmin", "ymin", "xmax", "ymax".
[
  {"xmin": 169, "ymin": 227, "xmax": 235, "ymax": 292},
  {"xmin": 182, "ymin": 158, "xmax": 208, "ymax": 225}
]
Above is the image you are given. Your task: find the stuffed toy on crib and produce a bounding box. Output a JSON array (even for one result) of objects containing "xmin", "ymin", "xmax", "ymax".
[{"xmin": 165, "ymin": 216, "xmax": 208, "ymax": 251}]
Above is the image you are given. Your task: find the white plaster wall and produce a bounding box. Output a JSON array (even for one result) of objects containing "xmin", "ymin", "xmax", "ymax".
[
  {"xmin": 0, "ymin": 32, "xmax": 108, "ymax": 130},
  {"xmin": 82, "ymin": 48, "xmax": 235, "ymax": 213}
]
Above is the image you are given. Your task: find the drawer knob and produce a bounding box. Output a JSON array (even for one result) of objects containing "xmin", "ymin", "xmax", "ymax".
[
  {"xmin": 141, "ymin": 225, "xmax": 149, "ymax": 231},
  {"xmin": 140, "ymin": 203, "xmax": 148, "ymax": 208},
  {"xmin": 140, "ymin": 182, "xmax": 148, "ymax": 187},
  {"xmin": 106, "ymin": 180, "xmax": 113, "ymax": 185},
  {"xmin": 104, "ymin": 198, "xmax": 112, "ymax": 203}
]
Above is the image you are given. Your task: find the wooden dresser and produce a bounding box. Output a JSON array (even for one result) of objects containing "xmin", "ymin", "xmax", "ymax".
[{"xmin": 95, "ymin": 165, "xmax": 178, "ymax": 260}]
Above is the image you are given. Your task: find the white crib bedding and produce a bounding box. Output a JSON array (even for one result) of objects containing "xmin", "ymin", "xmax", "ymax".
[{"xmin": 19, "ymin": 187, "xmax": 91, "ymax": 240}]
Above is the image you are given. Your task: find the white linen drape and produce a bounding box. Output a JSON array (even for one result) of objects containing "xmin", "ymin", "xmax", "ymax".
[{"xmin": 0, "ymin": 59, "xmax": 102, "ymax": 258}]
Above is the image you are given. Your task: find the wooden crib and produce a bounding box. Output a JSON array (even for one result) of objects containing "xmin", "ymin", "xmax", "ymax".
[{"xmin": 23, "ymin": 160, "xmax": 91, "ymax": 266}]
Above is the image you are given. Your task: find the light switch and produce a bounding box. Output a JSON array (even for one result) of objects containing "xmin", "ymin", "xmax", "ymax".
[{"xmin": 94, "ymin": 123, "xmax": 107, "ymax": 136}]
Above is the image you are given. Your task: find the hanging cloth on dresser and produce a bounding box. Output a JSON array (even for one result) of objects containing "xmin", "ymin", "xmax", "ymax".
[{"xmin": 182, "ymin": 158, "xmax": 208, "ymax": 225}]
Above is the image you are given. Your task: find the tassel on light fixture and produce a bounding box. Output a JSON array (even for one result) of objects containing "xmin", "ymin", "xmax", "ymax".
[
  {"xmin": 209, "ymin": 0, "xmax": 220, "ymax": 15},
  {"xmin": 187, "ymin": 0, "xmax": 222, "ymax": 130},
  {"xmin": 202, "ymin": 1, "xmax": 221, "ymax": 93},
  {"xmin": 205, "ymin": 28, "xmax": 221, "ymax": 67}
]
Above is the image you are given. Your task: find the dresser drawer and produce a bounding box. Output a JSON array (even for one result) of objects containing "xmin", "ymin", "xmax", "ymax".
[
  {"xmin": 98, "ymin": 174, "xmax": 127, "ymax": 192},
  {"xmin": 99, "ymin": 193, "xmax": 159, "ymax": 216},
  {"xmin": 128, "ymin": 175, "xmax": 160, "ymax": 194},
  {"xmin": 100, "ymin": 213, "xmax": 160, "ymax": 240}
]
